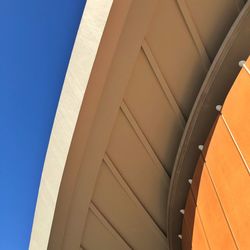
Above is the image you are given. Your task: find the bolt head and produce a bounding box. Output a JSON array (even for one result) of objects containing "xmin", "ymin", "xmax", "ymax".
[
  {"xmin": 216, "ymin": 105, "xmax": 222, "ymax": 112},
  {"xmin": 239, "ymin": 60, "xmax": 246, "ymax": 67}
]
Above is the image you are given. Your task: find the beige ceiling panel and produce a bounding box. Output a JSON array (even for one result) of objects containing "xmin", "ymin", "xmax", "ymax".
[
  {"xmin": 124, "ymin": 49, "xmax": 184, "ymax": 174},
  {"xmin": 92, "ymin": 161, "xmax": 168, "ymax": 250},
  {"xmin": 186, "ymin": 0, "xmax": 244, "ymax": 59},
  {"xmin": 81, "ymin": 206, "xmax": 130, "ymax": 250},
  {"xmin": 106, "ymin": 110, "xmax": 169, "ymax": 232},
  {"xmin": 146, "ymin": 0, "xmax": 206, "ymax": 116},
  {"xmin": 49, "ymin": 0, "xmax": 160, "ymax": 248}
]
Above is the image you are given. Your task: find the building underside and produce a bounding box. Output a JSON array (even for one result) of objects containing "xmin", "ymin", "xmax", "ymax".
[{"xmin": 30, "ymin": 0, "xmax": 250, "ymax": 249}]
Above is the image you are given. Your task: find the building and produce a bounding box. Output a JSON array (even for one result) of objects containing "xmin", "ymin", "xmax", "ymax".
[{"xmin": 29, "ymin": 0, "xmax": 250, "ymax": 249}]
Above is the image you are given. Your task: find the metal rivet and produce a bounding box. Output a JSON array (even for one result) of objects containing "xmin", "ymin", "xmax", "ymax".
[
  {"xmin": 239, "ymin": 60, "xmax": 246, "ymax": 67},
  {"xmin": 178, "ymin": 234, "xmax": 182, "ymax": 240},
  {"xmin": 180, "ymin": 209, "xmax": 185, "ymax": 215},
  {"xmin": 188, "ymin": 179, "xmax": 192, "ymax": 184},
  {"xmin": 216, "ymin": 105, "xmax": 222, "ymax": 112},
  {"xmin": 198, "ymin": 145, "xmax": 204, "ymax": 151}
]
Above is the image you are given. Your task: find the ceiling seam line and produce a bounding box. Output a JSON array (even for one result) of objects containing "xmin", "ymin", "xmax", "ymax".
[
  {"xmin": 142, "ymin": 40, "xmax": 186, "ymax": 126},
  {"xmin": 89, "ymin": 202, "xmax": 133, "ymax": 249},
  {"xmin": 121, "ymin": 101, "xmax": 172, "ymax": 179},
  {"xmin": 103, "ymin": 154, "xmax": 168, "ymax": 243},
  {"xmin": 176, "ymin": 0, "xmax": 211, "ymax": 70}
]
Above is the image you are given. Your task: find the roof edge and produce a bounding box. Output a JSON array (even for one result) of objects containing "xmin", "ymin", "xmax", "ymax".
[{"xmin": 29, "ymin": 1, "xmax": 113, "ymax": 249}]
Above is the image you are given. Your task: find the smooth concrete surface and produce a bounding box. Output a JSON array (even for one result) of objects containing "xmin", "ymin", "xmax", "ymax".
[{"xmin": 29, "ymin": 1, "xmax": 113, "ymax": 249}]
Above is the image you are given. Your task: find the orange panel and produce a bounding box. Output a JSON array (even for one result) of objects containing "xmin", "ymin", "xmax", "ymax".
[
  {"xmin": 183, "ymin": 58, "xmax": 250, "ymax": 249},
  {"xmin": 204, "ymin": 117, "xmax": 250, "ymax": 249},
  {"xmin": 192, "ymin": 157, "xmax": 237, "ymax": 249},
  {"xmin": 182, "ymin": 190, "xmax": 210, "ymax": 250},
  {"xmin": 222, "ymin": 59, "xmax": 250, "ymax": 166}
]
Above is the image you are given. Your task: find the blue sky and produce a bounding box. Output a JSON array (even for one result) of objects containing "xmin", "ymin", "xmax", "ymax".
[{"xmin": 0, "ymin": 0, "xmax": 86, "ymax": 249}]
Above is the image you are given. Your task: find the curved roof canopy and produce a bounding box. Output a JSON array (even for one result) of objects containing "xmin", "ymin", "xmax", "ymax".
[{"xmin": 30, "ymin": 0, "xmax": 250, "ymax": 249}]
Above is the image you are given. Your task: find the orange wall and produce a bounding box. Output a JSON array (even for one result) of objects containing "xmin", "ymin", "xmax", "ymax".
[{"xmin": 182, "ymin": 57, "xmax": 250, "ymax": 249}]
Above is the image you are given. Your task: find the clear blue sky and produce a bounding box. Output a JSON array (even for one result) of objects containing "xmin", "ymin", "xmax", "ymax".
[{"xmin": 0, "ymin": 0, "xmax": 86, "ymax": 249}]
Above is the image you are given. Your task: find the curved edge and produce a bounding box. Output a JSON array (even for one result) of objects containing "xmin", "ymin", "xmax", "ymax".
[
  {"xmin": 166, "ymin": 1, "xmax": 250, "ymax": 249},
  {"xmin": 29, "ymin": 1, "xmax": 113, "ymax": 249},
  {"xmin": 48, "ymin": 0, "xmax": 161, "ymax": 249}
]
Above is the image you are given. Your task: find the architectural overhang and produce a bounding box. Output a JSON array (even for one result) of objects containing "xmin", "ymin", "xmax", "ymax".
[
  {"xmin": 30, "ymin": 0, "xmax": 250, "ymax": 249},
  {"xmin": 29, "ymin": 0, "xmax": 114, "ymax": 248}
]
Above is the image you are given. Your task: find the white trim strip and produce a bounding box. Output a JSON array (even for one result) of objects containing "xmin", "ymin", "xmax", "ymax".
[{"xmin": 29, "ymin": 1, "xmax": 114, "ymax": 249}]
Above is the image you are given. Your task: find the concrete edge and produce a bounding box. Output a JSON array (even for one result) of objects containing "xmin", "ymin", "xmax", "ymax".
[{"xmin": 29, "ymin": 1, "xmax": 113, "ymax": 249}]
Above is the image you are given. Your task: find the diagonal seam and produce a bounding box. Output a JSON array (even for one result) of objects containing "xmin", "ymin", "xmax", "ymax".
[{"xmin": 220, "ymin": 114, "xmax": 250, "ymax": 175}]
